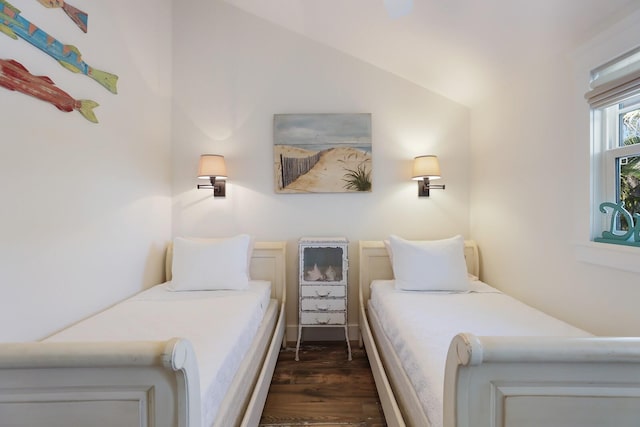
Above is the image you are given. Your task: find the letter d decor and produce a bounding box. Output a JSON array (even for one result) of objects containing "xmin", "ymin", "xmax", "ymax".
[{"xmin": 594, "ymin": 201, "xmax": 640, "ymax": 247}]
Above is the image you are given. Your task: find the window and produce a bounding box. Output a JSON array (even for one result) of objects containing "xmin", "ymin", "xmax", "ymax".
[
  {"xmin": 588, "ymin": 46, "xmax": 640, "ymax": 246},
  {"xmin": 602, "ymin": 95, "xmax": 640, "ymax": 230}
]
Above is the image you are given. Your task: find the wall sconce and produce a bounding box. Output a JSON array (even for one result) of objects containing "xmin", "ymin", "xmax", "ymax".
[
  {"xmin": 197, "ymin": 154, "xmax": 227, "ymax": 197},
  {"xmin": 412, "ymin": 155, "xmax": 445, "ymax": 197}
]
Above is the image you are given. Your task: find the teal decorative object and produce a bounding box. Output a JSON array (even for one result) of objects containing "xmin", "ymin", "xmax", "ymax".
[{"xmin": 594, "ymin": 201, "xmax": 640, "ymax": 247}]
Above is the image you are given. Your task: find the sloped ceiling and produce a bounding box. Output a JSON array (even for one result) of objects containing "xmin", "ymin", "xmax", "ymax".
[{"xmin": 223, "ymin": 0, "xmax": 640, "ymax": 107}]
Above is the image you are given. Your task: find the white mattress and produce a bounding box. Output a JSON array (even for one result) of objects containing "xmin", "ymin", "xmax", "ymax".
[
  {"xmin": 369, "ymin": 279, "xmax": 590, "ymax": 427},
  {"xmin": 46, "ymin": 280, "xmax": 272, "ymax": 427}
]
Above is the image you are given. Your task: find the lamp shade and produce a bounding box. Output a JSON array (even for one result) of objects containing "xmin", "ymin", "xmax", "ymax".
[
  {"xmin": 412, "ymin": 155, "xmax": 441, "ymax": 180},
  {"xmin": 198, "ymin": 154, "xmax": 227, "ymax": 179}
]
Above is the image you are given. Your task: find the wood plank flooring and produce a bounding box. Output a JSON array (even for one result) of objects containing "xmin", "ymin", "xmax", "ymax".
[{"xmin": 259, "ymin": 341, "xmax": 386, "ymax": 427}]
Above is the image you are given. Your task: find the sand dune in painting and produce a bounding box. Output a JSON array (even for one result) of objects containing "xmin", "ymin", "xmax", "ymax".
[{"xmin": 275, "ymin": 145, "xmax": 371, "ymax": 193}]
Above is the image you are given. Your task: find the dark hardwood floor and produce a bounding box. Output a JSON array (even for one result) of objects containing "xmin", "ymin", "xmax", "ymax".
[{"xmin": 259, "ymin": 341, "xmax": 386, "ymax": 427}]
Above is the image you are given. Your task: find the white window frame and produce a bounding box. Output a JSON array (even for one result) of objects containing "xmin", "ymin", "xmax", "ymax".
[
  {"xmin": 595, "ymin": 97, "xmax": 640, "ymax": 236},
  {"xmin": 579, "ymin": 95, "xmax": 640, "ymax": 273},
  {"xmin": 588, "ymin": 47, "xmax": 640, "ymax": 244}
]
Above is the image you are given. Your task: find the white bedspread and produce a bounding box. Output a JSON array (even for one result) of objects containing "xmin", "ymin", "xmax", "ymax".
[
  {"xmin": 46, "ymin": 280, "xmax": 272, "ymax": 427},
  {"xmin": 369, "ymin": 280, "xmax": 590, "ymax": 427}
]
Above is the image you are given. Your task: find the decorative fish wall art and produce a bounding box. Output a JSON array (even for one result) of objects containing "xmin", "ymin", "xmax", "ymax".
[
  {"xmin": 37, "ymin": 0, "xmax": 88, "ymax": 33},
  {"xmin": 0, "ymin": 0, "xmax": 118, "ymax": 93},
  {"xmin": 0, "ymin": 58, "xmax": 99, "ymax": 122}
]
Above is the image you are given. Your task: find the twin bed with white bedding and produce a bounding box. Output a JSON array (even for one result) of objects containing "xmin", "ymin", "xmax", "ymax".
[
  {"xmin": 359, "ymin": 236, "xmax": 640, "ymax": 427},
  {"xmin": 0, "ymin": 236, "xmax": 286, "ymax": 427}
]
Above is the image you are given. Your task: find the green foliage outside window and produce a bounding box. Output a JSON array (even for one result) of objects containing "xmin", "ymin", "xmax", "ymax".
[{"xmin": 619, "ymin": 110, "xmax": 640, "ymax": 230}]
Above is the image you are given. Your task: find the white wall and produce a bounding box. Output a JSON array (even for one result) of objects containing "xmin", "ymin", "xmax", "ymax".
[
  {"xmin": 470, "ymin": 9, "xmax": 640, "ymax": 335},
  {"xmin": 6, "ymin": 0, "xmax": 634, "ymax": 344},
  {"xmin": 0, "ymin": 0, "xmax": 172, "ymax": 341},
  {"xmin": 171, "ymin": 1, "xmax": 472, "ymax": 340}
]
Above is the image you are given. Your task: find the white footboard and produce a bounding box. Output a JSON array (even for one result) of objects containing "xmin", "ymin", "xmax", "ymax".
[
  {"xmin": 0, "ymin": 338, "xmax": 200, "ymax": 427},
  {"xmin": 445, "ymin": 333, "xmax": 640, "ymax": 427}
]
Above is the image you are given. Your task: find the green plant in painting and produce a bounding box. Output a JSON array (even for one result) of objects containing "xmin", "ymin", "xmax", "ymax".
[{"xmin": 342, "ymin": 161, "xmax": 372, "ymax": 191}]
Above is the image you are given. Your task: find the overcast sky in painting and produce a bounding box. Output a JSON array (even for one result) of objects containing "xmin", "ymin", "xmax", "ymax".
[{"xmin": 274, "ymin": 114, "xmax": 371, "ymax": 146}]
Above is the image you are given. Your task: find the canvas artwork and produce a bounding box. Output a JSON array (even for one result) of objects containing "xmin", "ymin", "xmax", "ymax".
[{"xmin": 274, "ymin": 113, "xmax": 372, "ymax": 193}]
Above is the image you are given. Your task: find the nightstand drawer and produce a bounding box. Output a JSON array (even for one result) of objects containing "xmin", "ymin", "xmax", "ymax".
[
  {"xmin": 300, "ymin": 285, "xmax": 346, "ymax": 299},
  {"xmin": 301, "ymin": 298, "xmax": 346, "ymax": 312},
  {"xmin": 300, "ymin": 312, "xmax": 346, "ymax": 325}
]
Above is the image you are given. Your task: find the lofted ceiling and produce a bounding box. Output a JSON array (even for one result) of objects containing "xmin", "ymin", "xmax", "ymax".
[{"xmin": 223, "ymin": 0, "xmax": 640, "ymax": 107}]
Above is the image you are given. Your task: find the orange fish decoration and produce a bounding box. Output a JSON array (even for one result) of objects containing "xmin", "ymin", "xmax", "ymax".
[
  {"xmin": 37, "ymin": 0, "xmax": 88, "ymax": 33},
  {"xmin": 0, "ymin": 58, "xmax": 99, "ymax": 123}
]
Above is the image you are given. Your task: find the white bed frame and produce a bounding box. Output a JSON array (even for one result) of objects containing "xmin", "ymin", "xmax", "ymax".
[
  {"xmin": 359, "ymin": 240, "xmax": 640, "ymax": 427},
  {"xmin": 0, "ymin": 241, "xmax": 287, "ymax": 427}
]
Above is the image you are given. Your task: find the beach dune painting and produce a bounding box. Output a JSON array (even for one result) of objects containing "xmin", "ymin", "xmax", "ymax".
[{"xmin": 274, "ymin": 113, "xmax": 372, "ymax": 193}]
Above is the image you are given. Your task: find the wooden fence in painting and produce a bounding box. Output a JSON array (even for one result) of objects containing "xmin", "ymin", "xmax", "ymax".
[{"xmin": 280, "ymin": 152, "xmax": 322, "ymax": 188}]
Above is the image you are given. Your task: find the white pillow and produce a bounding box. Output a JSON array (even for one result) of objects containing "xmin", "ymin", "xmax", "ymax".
[
  {"xmin": 178, "ymin": 235, "xmax": 255, "ymax": 273},
  {"xmin": 168, "ymin": 234, "xmax": 252, "ymax": 291},
  {"xmin": 389, "ymin": 235, "xmax": 469, "ymax": 291}
]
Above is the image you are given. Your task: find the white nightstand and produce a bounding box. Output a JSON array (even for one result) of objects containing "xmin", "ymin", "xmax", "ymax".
[{"xmin": 296, "ymin": 237, "xmax": 351, "ymax": 361}]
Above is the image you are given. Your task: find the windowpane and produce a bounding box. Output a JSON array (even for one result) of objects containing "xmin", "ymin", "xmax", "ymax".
[
  {"xmin": 619, "ymin": 99, "xmax": 640, "ymax": 147},
  {"xmin": 617, "ymin": 155, "xmax": 640, "ymax": 230}
]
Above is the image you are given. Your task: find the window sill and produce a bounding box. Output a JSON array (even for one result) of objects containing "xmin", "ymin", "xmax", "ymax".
[{"xmin": 574, "ymin": 241, "xmax": 640, "ymax": 274}]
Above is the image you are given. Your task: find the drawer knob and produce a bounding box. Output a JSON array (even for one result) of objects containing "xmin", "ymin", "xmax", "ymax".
[
  {"xmin": 316, "ymin": 305, "xmax": 329, "ymax": 311},
  {"xmin": 315, "ymin": 318, "xmax": 330, "ymax": 325},
  {"xmin": 315, "ymin": 290, "xmax": 331, "ymax": 297}
]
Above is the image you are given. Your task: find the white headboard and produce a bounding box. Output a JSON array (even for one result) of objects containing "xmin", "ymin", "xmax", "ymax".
[
  {"xmin": 164, "ymin": 241, "xmax": 287, "ymax": 303},
  {"xmin": 358, "ymin": 240, "xmax": 479, "ymax": 303}
]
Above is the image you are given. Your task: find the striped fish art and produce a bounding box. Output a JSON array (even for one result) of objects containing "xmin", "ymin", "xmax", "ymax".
[
  {"xmin": 37, "ymin": 0, "xmax": 88, "ymax": 33},
  {"xmin": 0, "ymin": 0, "xmax": 117, "ymax": 94},
  {"xmin": 0, "ymin": 58, "xmax": 99, "ymax": 123}
]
